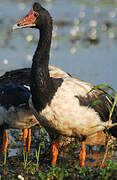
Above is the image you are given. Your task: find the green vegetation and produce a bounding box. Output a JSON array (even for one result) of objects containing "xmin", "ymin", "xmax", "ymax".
[
  {"xmin": 1, "ymin": 159, "xmax": 117, "ymax": 179},
  {"xmin": 23, "ymin": 152, "xmax": 32, "ymax": 169}
]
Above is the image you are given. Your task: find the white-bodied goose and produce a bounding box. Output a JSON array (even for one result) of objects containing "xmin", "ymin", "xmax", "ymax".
[{"xmin": 12, "ymin": 2, "xmax": 117, "ymax": 167}]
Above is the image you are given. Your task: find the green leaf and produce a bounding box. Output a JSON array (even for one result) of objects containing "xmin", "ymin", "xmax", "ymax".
[{"xmin": 88, "ymin": 84, "xmax": 116, "ymax": 95}]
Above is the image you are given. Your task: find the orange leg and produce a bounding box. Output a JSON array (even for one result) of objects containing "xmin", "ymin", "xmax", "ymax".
[
  {"xmin": 78, "ymin": 141, "xmax": 86, "ymax": 167},
  {"xmin": 23, "ymin": 128, "xmax": 28, "ymax": 153},
  {"xmin": 27, "ymin": 128, "xmax": 31, "ymax": 155},
  {"xmin": 3, "ymin": 130, "xmax": 9, "ymax": 153},
  {"xmin": 52, "ymin": 140, "xmax": 59, "ymax": 165},
  {"xmin": 23, "ymin": 128, "xmax": 31, "ymax": 155}
]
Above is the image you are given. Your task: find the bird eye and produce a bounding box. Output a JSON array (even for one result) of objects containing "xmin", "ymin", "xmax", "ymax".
[{"xmin": 34, "ymin": 13, "xmax": 38, "ymax": 17}]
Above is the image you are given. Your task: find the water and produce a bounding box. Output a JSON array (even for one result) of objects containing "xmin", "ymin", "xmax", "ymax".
[{"xmin": 0, "ymin": 0, "xmax": 117, "ymax": 89}]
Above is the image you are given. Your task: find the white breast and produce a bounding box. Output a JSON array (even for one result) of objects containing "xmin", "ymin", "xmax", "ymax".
[{"xmin": 39, "ymin": 77, "xmax": 111, "ymax": 137}]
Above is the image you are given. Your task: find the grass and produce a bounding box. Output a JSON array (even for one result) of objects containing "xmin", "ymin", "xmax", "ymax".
[
  {"xmin": 23, "ymin": 152, "xmax": 32, "ymax": 169},
  {"xmin": 2, "ymin": 159, "xmax": 116, "ymax": 180},
  {"xmin": 35, "ymin": 142, "xmax": 42, "ymax": 170},
  {"xmin": 3, "ymin": 151, "xmax": 7, "ymax": 166}
]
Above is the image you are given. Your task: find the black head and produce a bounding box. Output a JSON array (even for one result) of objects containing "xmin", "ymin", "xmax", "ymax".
[
  {"xmin": 12, "ymin": 2, "xmax": 52, "ymax": 31},
  {"xmin": 33, "ymin": 2, "xmax": 42, "ymax": 12}
]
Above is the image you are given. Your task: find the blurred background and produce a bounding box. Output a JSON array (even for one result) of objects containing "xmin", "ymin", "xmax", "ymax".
[{"xmin": 0, "ymin": 0, "xmax": 117, "ymax": 89}]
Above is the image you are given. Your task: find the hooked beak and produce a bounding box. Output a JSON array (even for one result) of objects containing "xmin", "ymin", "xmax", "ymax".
[{"xmin": 12, "ymin": 8, "xmax": 39, "ymax": 31}]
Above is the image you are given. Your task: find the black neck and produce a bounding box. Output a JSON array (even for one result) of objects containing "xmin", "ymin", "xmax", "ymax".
[{"xmin": 30, "ymin": 21, "xmax": 54, "ymax": 111}]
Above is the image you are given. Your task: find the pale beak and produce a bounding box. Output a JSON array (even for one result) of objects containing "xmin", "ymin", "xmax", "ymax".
[
  {"xmin": 12, "ymin": 23, "xmax": 36, "ymax": 31},
  {"xmin": 12, "ymin": 24, "xmax": 21, "ymax": 31}
]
